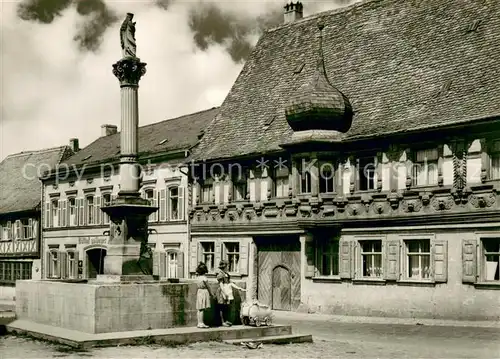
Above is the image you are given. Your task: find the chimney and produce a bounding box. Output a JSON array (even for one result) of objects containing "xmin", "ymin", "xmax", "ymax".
[
  {"xmin": 284, "ymin": 2, "xmax": 303, "ymax": 24},
  {"xmin": 101, "ymin": 124, "xmax": 118, "ymax": 137},
  {"xmin": 69, "ymin": 138, "xmax": 79, "ymax": 152}
]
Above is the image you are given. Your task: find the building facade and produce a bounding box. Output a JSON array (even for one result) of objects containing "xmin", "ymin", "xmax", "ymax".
[
  {"xmin": 0, "ymin": 145, "xmax": 73, "ymax": 300},
  {"xmin": 187, "ymin": 1, "xmax": 500, "ymax": 320},
  {"xmin": 40, "ymin": 108, "xmax": 217, "ymax": 281}
]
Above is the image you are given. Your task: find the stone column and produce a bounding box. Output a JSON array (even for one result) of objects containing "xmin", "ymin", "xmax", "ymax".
[
  {"xmin": 100, "ymin": 29, "xmax": 157, "ymax": 280},
  {"xmin": 112, "ymin": 58, "xmax": 147, "ymax": 196}
]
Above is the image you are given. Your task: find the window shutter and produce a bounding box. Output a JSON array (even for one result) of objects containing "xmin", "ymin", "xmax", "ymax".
[
  {"xmin": 159, "ymin": 189, "xmax": 166, "ymax": 221},
  {"xmin": 14, "ymin": 220, "xmax": 21, "ymax": 240},
  {"xmin": 339, "ymin": 240, "xmax": 352, "ymax": 279},
  {"xmin": 28, "ymin": 218, "xmax": 33, "ymax": 239},
  {"xmin": 159, "ymin": 252, "xmax": 167, "ymax": 278},
  {"xmin": 73, "ymin": 251, "xmax": 79, "ymax": 278},
  {"xmin": 384, "ymin": 240, "xmax": 400, "ymax": 281},
  {"xmin": 96, "ymin": 196, "xmax": 102, "ymax": 225},
  {"xmin": 152, "ymin": 190, "xmax": 158, "ymax": 222},
  {"xmin": 66, "ymin": 200, "xmax": 71, "ymax": 227},
  {"xmin": 153, "ymin": 251, "xmax": 160, "ymax": 276},
  {"xmin": 304, "ymin": 239, "xmax": 316, "ymax": 278},
  {"xmin": 55, "ymin": 252, "xmax": 61, "ymax": 278},
  {"xmin": 432, "ymin": 239, "xmax": 448, "ymax": 282},
  {"xmin": 462, "ymin": 239, "xmax": 477, "ymax": 283},
  {"xmin": 6, "ymin": 221, "xmax": 12, "ymax": 240},
  {"xmin": 60, "ymin": 251, "xmax": 67, "ymax": 279},
  {"xmin": 58, "ymin": 200, "xmax": 63, "ymax": 227},
  {"xmin": 179, "ymin": 187, "xmax": 185, "ymax": 220},
  {"xmin": 33, "ymin": 219, "xmax": 38, "ymax": 239},
  {"xmin": 354, "ymin": 242, "xmax": 361, "ymax": 278},
  {"xmin": 189, "ymin": 240, "xmax": 198, "ymax": 273},
  {"xmin": 239, "ymin": 241, "xmax": 249, "ymax": 275},
  {"xmin": 78, "ymin": 199, "xmax": 84, "ymax": 226},
  {"xmin": 45, "ymin": 202, "xmax": 50, "ymax": 228},
  {"xmin": 177, "ymin": 251, "xmax": 184, "ymax": 278},
  {"xmin": 46, "ymin": 251, "xmax": 51, "ymax": 278},
  {"xmin": 62, "ymin": 200, "xmax": 67, "ymax": 227},
  {"xmin": 215, "ymin": 241, "xmax": 223, "ymax": 268}
]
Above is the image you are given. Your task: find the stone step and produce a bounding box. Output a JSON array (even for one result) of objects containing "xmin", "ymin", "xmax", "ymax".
[
  {"xmin": 6, "ymin": 320, "xmax": 293, "ymax": 349},
  {"xmin": 224, "ymin": 333, "xmax": 313, "ymax": 345}
]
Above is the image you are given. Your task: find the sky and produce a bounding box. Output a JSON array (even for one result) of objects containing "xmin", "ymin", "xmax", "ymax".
[{"xmin": 0, "ymin": 0, "xmax": 358, "ymax": 160}]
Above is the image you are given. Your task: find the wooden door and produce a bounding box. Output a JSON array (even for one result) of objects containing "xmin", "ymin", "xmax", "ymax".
[
  {"xmin": 256, "ymin": 236, "xmax": 300, "ymax": 311},
  {"xmin": 272, "ymin": 266, "xmax": 291, "ymax": 310}
]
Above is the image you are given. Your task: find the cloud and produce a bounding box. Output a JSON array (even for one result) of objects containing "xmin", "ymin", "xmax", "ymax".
[{"xmin": 0, "ymin": 0, "xmax": 358, "ymax": 161}]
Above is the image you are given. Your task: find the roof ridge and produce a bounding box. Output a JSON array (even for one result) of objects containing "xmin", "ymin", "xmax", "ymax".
[
  {"xmin": 4, "ymin": 145, "xmax": 69, "ymax": 159},
  {"xmin": 99, "ymin": 106, "xmax": 220, "ymax": 137},
  {"xmin": 267, "ymin": 0, "xmax": 383, "ymax": 33}
]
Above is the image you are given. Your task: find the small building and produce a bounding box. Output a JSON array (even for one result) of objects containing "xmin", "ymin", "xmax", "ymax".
[
  {"xmin": 187, "ymin": 1, "xmax": 500, "ymax": 320},
  {"xmin": 40, "ymin": 108, "xmax": 217, "ymax": 281},
  {"xmin": 0, "ymin": 145, "xmax": 73, "ymax": 300}
]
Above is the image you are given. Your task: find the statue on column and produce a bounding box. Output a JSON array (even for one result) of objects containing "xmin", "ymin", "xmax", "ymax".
[{"xmin": 120, "ymin": 13, "xmax": 137, "ymax": 58}]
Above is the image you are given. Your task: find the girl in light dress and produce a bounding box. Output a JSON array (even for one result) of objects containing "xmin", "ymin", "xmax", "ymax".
[{"xmin": 195, "ymin": 262, "xmax": 212, "ymax": 328}]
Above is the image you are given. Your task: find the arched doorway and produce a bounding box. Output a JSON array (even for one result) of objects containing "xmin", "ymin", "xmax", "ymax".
[
  {"xmin": 272, "ymin": 265, "xmax": 292, "ymax": 311},
  {"xmin": 86, "ymin": 248, "xmax": 106, "ymax": 279}
]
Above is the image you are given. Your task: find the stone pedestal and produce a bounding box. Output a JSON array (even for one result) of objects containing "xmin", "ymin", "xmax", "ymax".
[{"xmin": 101, "ymin": 194, "xmax": 157, "ymax": 277}]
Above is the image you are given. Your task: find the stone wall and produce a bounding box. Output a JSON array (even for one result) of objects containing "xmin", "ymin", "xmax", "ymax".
[
  {"xmin": 299, "ymin": 229, "xmax": 500, "ymax": 321},
  {"xmin": 16, "ymin": 280, "xmax": 246, "ymax": 333}
]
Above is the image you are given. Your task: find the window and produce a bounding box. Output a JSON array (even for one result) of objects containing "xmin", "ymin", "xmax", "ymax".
[
  {"xmin": 224, "ymin": 242, "xmax": 240, "ymax": 273},
  {"xmin": 68, "ymin": 198, "xmax": 77, "ymax": 226},
  {"xmin": 412, "ymin": 148, "xmax": 438, "ymax": 186},
  {"xmin": 360, "ymin": 240, "xmax": 382, "ymax": 278},
  {"xmin": 166, "ymin": 251, "xmax": 178, "ymax": 279},
  {"xmin": 86, "ymin": 196, "xmax": 95, "ymax": 225},
  {"xmin": 169, "ymin": 187, "xmax": 180, "ymax": 220},
  {"xmin": 319, "ymin": 161, "xmax": 335, "ymax": 194},
  {"xmin": 482, "ymin": 238, "xmax": 500, "ymax": 281},
  {"xmin": 1, "ymin": 224, "xmax": 9, "ymax": 241},
  {"xmin": 232, "ymin": 169, "xmax": 248, "ymax": 201},
  {"xmin": 102, "ymin": 194, "xmax": 111, "ymax": 224},
  {"xmin": 0, "ymin": 261, "xmax": 32, "ymax": 282},
  {"xmin": 273, "ymin": 166, "xmax": 289, "ymax": 198},
  {"xmin": 51, "ymin": 200, "xmax": 59, "ymax": 227},
  {"xmin": 144, "ymin": 189, "xmax": 157, "ymax": 222},
  {"xmin": 4, "ymin": 222, "xmax": 12, "ymax": 240},
  {"xmin": 491, "ymin": 152, "xmax": 500, "ymax": 180},
  {"xmin": 21, "ymin": 219, "xmax": 33, "ymax": 240},
  {"xmin": 317, "ymin": 239, "xmax": 339, "ymax": 276},
  {"xmin": 201, "ymin": 182, "xmax": 213, "ymax": 204},
  {"xmin": 48, "ymin": 250, "xmax": 59, "ymax": 278},
  {"xmin": 299, "ymin": 159, "xmax": 312, "ymax": 194},
  {"xmin": 67, "ymin": 252, "xmax": 76, "ymax": 279},
  {"xmin": 405, "ymin": 239, "xmax": 431, "ymax": 280},
  {"xmin": 358, "ymin": 157, "xmax": 376, "ymax": 191},
  {"xmin": 201, "ymin": 242, "xmax": 215, "ymax": 272},
  {"xmin": 14, "ymin": 220, "xmax": 22, "ymax": 240}
]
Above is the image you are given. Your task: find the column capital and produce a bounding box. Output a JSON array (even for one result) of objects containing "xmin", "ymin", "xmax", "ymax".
[{"xmin": 112, "ymin": 57, "xmax": 147, "ymax": 87}]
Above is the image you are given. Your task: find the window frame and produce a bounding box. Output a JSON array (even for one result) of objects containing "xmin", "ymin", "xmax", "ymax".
[
  {"xmin": 51, "ymin": 199, "xmax": 59, "ymax": 228},
  {"xmin": 85, "ymin": 195, "xmax": 95, "ymax": 226},
  {"xmin": 48, "ymin": 249, "xmax": 59, "ymax": 279},
  {"xmin": 199, "ymin": 241, "xmax": 216, "ymax": 273},
  {"xmin": 315, "ymin": 237, "xmax": 340, "ymax": 278},
  {"xmin": 231, "ymin": 168, "xmax": 248, "ymax": 201},
  {"xmin": 318, "ymin": 160, "xmax": 336, "ymax": 194},
  {"xmin": 480, "ymin": 236, "xmax": 500, "ymax": 283},
  {"xmin": 0, "ymin": 261, "xmax": 32, "ymax": 283},
  {"xmin": 298, "ymin": 159, "xmax": 312, "ymax": 194},
  {"xmin": 403, "ymin": 238, "xmax": 432, "ymax": 281},
  {"xmin": 412, "ymin": 148, "xmax": 439, "ymax": 187},
  {"xmin": 272, "ymin": 166, "xmax": 290, "ymax": 198},
  {"xmin": 200, "ymin": 180, "xmax": 214, "ymax": 204},
  {"xmin": 222, "ymin": 240, "xmax": 241, "ymax": 274},
  {"xmin": 101, "ymin": 193, "xmax": 112, "ymax": 225},
  {"xmin": 489, "ymin": 141, "xmax": 500, "ymax": 180},
  {"xmin": 357, "ymin": 156, "xmax": 377, "ymax": 192},
  {"xmin": 68, "ymin": 197, "xmax": 78, "ymax": 227},
  {"xmin": 356, "ymin": 239, "xmax": 384, "ymax": 279}
]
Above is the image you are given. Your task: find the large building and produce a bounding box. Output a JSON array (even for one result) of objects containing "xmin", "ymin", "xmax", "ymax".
[
  {"xmin": 0, "ymin": 145, "xmax": 73, "ymax": 300},
  {"xmin": 40, "ymin": 108, "xmax": 216, "ymax": 281},
  {"xmin": 187, "ymin": 0, "xmax": 500, "ymax": 320}
]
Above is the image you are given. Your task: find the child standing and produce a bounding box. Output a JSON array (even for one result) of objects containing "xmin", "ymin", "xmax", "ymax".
[
  {"xmin": 195, "ymin": 262, "xmax": 211, "ymax": 328},
  {"xmin": 220, "ymin": 276, "xmax": 246, "ymax": 304}
]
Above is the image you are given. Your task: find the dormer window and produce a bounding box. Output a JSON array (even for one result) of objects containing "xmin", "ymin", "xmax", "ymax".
[{"xmin": 201, "ymin": 180, "xmax": 213, "ymax": 204}]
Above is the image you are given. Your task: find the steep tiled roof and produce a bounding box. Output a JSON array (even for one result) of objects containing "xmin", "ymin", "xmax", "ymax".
[
  {"xmin": 64, "ymin": 107, "xmax": 219, "ymax": 167},
  {"xmin": 193, "ymin": 0, "xmax": 500, "ymax": 161},
  {"xmin": 0, "ymin": 146, "xmax": 72, "ymax": 214}
]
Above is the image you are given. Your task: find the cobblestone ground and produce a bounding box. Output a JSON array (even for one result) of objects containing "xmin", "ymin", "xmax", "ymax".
[{"xmin": 1, "ymin": 323, "xmax": 499, "ymax": 359}]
